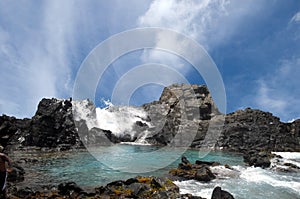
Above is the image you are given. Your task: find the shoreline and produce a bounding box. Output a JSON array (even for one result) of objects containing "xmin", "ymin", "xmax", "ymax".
[{"xmin": 5, "ymin": 146, "xmax": 300, "ymax": 198}]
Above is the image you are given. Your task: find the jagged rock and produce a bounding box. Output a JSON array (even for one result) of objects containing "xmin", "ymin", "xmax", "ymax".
[
  {"xmin": 143, "ymin": 84, "xmax": 220, "ymax": 146},
  {"xmin": 1, "ymin": 98, "xmax": 84, "ymax": 151},
  {"xmin": 211, "ymin": 186, "xmax": 234, "ymax": 199}
]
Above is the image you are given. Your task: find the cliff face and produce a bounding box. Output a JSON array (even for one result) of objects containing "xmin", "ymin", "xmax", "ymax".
[
  {"xmin": 0, "ymin": 84, "xmax": 299, "ymax": 152},
  {"xmin": 142, "ymin": 84, "xmax": 221, "ymax": 147},
  {"xmin": 0, "ymin": 98, "xmax": 83, "ymax": 151}
]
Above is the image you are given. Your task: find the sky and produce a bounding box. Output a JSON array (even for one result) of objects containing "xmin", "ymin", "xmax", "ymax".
[{"xmin": 0, "ymin": 0, "xmax": 300, "ymax": 122}]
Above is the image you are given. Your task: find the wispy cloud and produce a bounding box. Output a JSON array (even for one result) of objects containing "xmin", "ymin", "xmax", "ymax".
[
  {"xmin": 0, "ymin": 1, "xmax": 79, "ymax": 117},
  {"xmin": 0, "ymin": 1, "xmax": 153, "ymax": 117},
  {"xmin": 253, "ymin": 58, "xmax": 300, "ymax": 121},
  {"xmin": 291, "ymin": 11, "xmax": 300, "ymax": 23},
  {"xmin": 138, "ymin": 0, "xmax": 268, "ymax": 50}
]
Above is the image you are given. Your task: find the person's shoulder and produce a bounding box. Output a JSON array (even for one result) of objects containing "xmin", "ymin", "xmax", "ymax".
[{"xmin": 0, "ymin": 153, "xmax": 7, "ymax": 157}]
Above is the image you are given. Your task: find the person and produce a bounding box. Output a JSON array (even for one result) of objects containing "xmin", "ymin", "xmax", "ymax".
[{"xmin": 0, "ymin": 146, "xmax": 12, "ymax": 198}]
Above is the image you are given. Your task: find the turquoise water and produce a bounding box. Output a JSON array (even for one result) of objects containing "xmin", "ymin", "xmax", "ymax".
[
  {"xmin": 18, "ymin": 145, "xmax": 243, "ymax": 187},
  {"xmin": 14, "ymin": 145, "xmax": 300, "ymax": 199}
]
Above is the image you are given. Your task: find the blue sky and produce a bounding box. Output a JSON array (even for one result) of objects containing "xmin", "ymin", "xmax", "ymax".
[{"xmin": 0, "ymin": 0, "xmax": 300, "ymax": 122}]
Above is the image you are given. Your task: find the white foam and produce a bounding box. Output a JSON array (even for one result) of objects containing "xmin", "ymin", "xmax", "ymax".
[
  {"xmin": 95, "ymin": 105, "xmax": 150, "ymax": 138},
  {"xmin": 174, "ymin": 180, "xmax": 213, "ymax": 198},
  {"xmin": 210, "ymin": 166, "xmax": 240, "ymax": 179},
  {"xmin": 272, "ymin": 152, "xmax": 300, "ymax": 160},
  {"xmin": 120, "ymin": 142, "xmax": 151, "ymax": 146},
  {"xmin": 72, "ymin": 100, "xmax": 98, "ymax": 129},
  {"xmin": 239, "ymin": 166, "xmax": 300, "ymax": 194}
]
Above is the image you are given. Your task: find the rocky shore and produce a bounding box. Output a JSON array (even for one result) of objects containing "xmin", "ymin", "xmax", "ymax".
[
  {"xmin": 6, "ymin": 156, "xmax": 235, "ymax": 199},
  {"xmin": 1, "ymin": 83, "xmax": 299, "ymax": 198}
]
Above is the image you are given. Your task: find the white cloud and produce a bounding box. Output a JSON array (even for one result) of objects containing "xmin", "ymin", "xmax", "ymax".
[
  {"xmin": 0, "ymin": 1, "xmax": 79, "ymax": 117},
  {"xmin": 0, "ymin": 1, "xmax": 152, "ymax": 117},
  {"xmin": 136, "ymin": 0, "xmax": 269, "ymax": 79},
  {"xmin": 137, "ymin": 0, "xmax": 231, "ymax": 80},
  {"xmin": 138, "ymin": 0, "xmax": 268, "ymax": 50},
  {"xmin": 256, "ymin": 81, "xmax": 288, "ymax": 114},
  {"xmin": 138, "ymin": 0, "xmax": 230, "ymax": 49},
  {"xmin": 291, "ymin": 11, "xmax": 300, "ymax": 23},
  {"xmin": 254, "ymin": 58, "xmax": 300, "ymax": 121}
]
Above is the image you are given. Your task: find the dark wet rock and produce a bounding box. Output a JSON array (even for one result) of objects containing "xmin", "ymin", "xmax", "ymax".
[
  {"xmin": 195, "ymin": 160, "xmax": 220, "ymax": 166},
  {"xmin": 211, "ymin": 186, "xmax": 234, "ymax": 199},
  {"xmin": 283, "ymin": 162, "xmax": 300, "ymax": 170},
  {"xmin": 170, "ymin": 156, "xmax": 217, "ymax": 182},
  {"xmin": 194, "ymin": 166, "xmax": 216, "ymax": 182},
  {"xmin": 243, "ymin": 150, "xmax": 273, "ymax": 168},
  {"xmin": 58, "ymin": 182, "xmax": 84, "ymax": 195},
  {"xmin": 182, "ymin": 156, "xmax": 191, "ymax": 164}
]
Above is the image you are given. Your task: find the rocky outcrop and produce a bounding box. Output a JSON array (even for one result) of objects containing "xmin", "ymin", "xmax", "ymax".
[
  {"xmin": 0, "ymin": 115, "xmax": 30, "ymax": 148},
  {"xmin": 1, "ymin": 83, "xmax": 299, "ymax": 153},
  {"xmin": 217, "ymin": 108, "xmax": 300, "ymax": 152},
  {"xmin": 143, "ymin": 84, "xmax": 221, "ymax": 147},
  {"xmin": 142, "ymin": 84, "xmax": 300, "ymax": 153},
  {"xmin": 169, "ymin": 156, "xmax": 217, "ymax": 182},
  {"xmin": 1, "ymin": 98, "xmax": 83, "ymax": 151}
]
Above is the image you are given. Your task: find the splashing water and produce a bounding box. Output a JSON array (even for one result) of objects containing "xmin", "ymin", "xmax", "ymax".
[{"xmin": 73, "ymin": 99, "xmax": 151, "ymax": 141}]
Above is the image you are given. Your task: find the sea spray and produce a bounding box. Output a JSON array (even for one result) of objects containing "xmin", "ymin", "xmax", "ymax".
[{"xmin": 73, "ymin": 99, "xmax": 151, "ymax": 141}]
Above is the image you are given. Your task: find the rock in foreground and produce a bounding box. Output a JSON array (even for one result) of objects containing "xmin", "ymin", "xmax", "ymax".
[{"xmin": 8, "ymin": 176, "xmax": 181, "ymax": 199}]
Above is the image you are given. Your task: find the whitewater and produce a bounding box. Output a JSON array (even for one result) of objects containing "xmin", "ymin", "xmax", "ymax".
[{"xmin": 70, "ymin": 100, "xmax": 300, "ymax": 199}]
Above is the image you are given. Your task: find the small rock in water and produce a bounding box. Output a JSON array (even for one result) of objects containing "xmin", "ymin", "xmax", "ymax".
[
  {"xmin": 194, "ymin": 166, "xmax": 216, "ymax": 182},
  {"xmin": 211, "ymin": 186, "xmax": 234, "ymax": 199},
  {"xmin": 182, "ymin": 156, "xmax": 191, "ymax": 164}
]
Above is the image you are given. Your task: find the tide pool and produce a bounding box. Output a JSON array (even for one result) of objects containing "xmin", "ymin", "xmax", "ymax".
[{"xmin": 11, "ymin": 145, "xmax": 300, "ymax": 199}]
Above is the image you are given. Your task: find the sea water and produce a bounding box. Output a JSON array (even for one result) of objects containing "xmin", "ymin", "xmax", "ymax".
[{"xmin": 13, "ymin": 145, "xmax": 300, "ymax": 199}]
